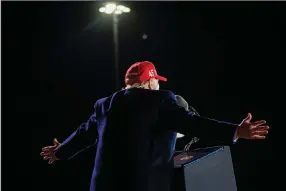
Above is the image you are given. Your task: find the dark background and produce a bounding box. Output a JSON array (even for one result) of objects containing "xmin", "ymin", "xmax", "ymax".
[{"xmin": 2, "ymin": 1, "xmax": 281, "ymax": 191}]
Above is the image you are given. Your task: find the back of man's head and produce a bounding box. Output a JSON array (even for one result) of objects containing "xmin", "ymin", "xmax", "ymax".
[{"xmin": 124, "ymin": 61, "xmax": 167, "ymax": 90}]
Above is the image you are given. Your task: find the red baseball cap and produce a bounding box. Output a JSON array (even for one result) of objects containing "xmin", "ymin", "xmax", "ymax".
[{"xmin": 125, "ymin": 61, "xmax": 167, "ymax": 85}]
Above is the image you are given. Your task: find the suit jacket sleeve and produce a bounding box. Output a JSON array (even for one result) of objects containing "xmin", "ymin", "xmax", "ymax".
[
  {"xmin": 54, "ymin": 100, "xmax": 101, "ymax": 160},
  {"xmin": 159, "ymin": 91, "xmax": 238, "ymax": 145}
]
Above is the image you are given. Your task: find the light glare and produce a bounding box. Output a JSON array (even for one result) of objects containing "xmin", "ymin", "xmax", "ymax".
[
  {"xmin": 114, "ymin": 10, "xmax": 122, "ymax": 14},
  {"xmin": 105, "ymin": 3, "xmax": 116, "ymax": 14},
  {"xmin": 122, "ymin": 7, "xmax": 130, "ymax": 13},
  {"xmin": 99, "ymin": 4, "xmax": 131, "ymax": 14},
  {"xmin": 116, "ymin": 5, "xmax": 125, "ymax": 11},
  {"xmin": 99, "ymin": 7, "xmax": 106, "ymax": 13}
]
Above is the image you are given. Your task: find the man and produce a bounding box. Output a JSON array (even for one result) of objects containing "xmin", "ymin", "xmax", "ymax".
[{"xmin": 40, "ymin": 61, "xmax": 269, "ymax": 191}]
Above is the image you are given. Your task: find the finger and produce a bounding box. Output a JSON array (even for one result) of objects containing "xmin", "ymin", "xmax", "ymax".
[
  {"xmin": 40, "ymin": 150, "xmax": 52, "ymax": 156},
  {"xmin": 40, "ymin": 152, "xmax": 49, "ymax": 156},
  {"xmin": 252, "ymin": 130, "xmax": 268, "ymax": 135},
  {"xmin": 243, "ymin": 113, "xmax": 252, "ymax": 123},
  {"xmin": 252, "ymin": 125, "xmax": 269, "ymax": 131},
  {"xmin": 53, "ymin": 138, "xmax": 60, "ymax": 146},
  {"xmin": 42, "ymin": 147, "xmax": 50, "ymax": 151},
  {"xmin": 48, "ymin": 159, "xmax": 54, "ymax": 164},
  {"xmin": 42, "ymin": 146, "xmax": 53, "ymax": 151},
  {"xmin": 43, "ymin": 156, "xmax": 51, "ymax": 160},
  {"xmin": 251, "ymin": 135, "xmax": 266, "ymax": 139},
  {"xmin": 253, "ymin": 120, "xmax": 266, "ymax": 126}
]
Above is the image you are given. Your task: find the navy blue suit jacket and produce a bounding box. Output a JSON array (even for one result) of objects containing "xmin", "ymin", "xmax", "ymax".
[{"xmin": 55, "ymin": 88, "xmax": 238, "ymax": 191}]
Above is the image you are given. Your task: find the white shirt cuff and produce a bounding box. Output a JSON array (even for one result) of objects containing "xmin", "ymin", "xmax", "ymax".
[{"xmin": 233, "ymin": 127, "xmax": 239, "ymax": 143}]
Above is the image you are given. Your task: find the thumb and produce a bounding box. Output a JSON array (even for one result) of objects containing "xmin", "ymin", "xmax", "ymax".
[
  {"xmin": 53, "ymin": 138, "xmax": 60, "ymax": 146},
  {"xmin": 243, "ymin": 113, "xmax": 252, "ymax": 123}
]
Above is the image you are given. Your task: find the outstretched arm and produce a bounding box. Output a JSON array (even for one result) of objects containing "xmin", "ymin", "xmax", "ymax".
[
  {"xmin": 54, "ymin": 113, "xmax": 99, "ymax": 160},
  {"xmin": 159, "ymin": 91, "xmax": 269, "ymax": 145},
  {"xmin": 174, "ymin": 94, "xmax": 238, "ymax": 148},
  {"xmin": 41, "ymin": 100, "xmax": 102, "ymax": 163}
]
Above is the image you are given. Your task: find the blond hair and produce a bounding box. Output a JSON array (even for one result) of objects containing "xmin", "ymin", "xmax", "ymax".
[{"xmin": 125, "ymin": 81, "xmax": 149, "ymax": 89}]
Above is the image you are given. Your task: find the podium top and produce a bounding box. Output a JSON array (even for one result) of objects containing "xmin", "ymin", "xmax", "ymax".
[{"xmin": 174, "ymin": 146, "xmax": 227, "ymax": 168}]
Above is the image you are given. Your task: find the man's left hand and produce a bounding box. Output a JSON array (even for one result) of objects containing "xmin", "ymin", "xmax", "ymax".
[{"xmin": 236, "ymin": 113, "xmax": 270, "ymax": 140}]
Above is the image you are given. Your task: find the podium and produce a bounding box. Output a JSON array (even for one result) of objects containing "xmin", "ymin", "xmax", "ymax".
[{"xmin": 171, "ymin": 146, "xmax": 237, "ymax": 191}]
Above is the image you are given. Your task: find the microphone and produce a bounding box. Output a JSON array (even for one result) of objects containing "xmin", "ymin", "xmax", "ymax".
[
  {"xmin": 189, "ymin": 105, "xmax": 200, "ymax": 116},
  {"xmin": 175, "ymin": 95, "xmax": 200, "ymax": 116},
  {"xmin": 175, "ymin": 95, "xmax": 189, "ymax": 138},
  {"xmin": 175, "ymin": 95, "xmax": 189, "ymax": 112},
  {"xmin": 175, "ymin": 95, "xmax": 200, "ymax": 151}
]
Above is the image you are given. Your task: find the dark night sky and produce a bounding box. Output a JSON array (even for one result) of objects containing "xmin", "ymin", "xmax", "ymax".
[{"xmin": 2, "ymin": 1, "xmax": 283, "ymax": 191}]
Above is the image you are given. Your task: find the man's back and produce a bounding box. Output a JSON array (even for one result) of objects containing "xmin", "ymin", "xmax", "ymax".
[
  {"xmin": 92, "ymin": 88, "xmax": 176, "ymax": 191},
  {"xmin": 41, "ymin": 61, "xmax": 269, "ymax": 191}
]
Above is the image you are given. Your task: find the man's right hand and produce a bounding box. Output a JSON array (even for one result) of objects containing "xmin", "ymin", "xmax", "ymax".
[{"xmin": 40, "ymin": 138, "xmax": 61, "ymax": 164}]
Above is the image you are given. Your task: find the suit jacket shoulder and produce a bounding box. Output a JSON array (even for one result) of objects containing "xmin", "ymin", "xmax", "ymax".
[{"xmin": 94, "ymin": 90, "xmax": 124, "ymax": 117}]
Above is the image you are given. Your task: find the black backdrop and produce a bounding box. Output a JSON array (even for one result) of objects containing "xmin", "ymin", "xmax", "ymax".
[{"xmin": 2, "ymin": 1, "xmax": 281, "ymax": 191}]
